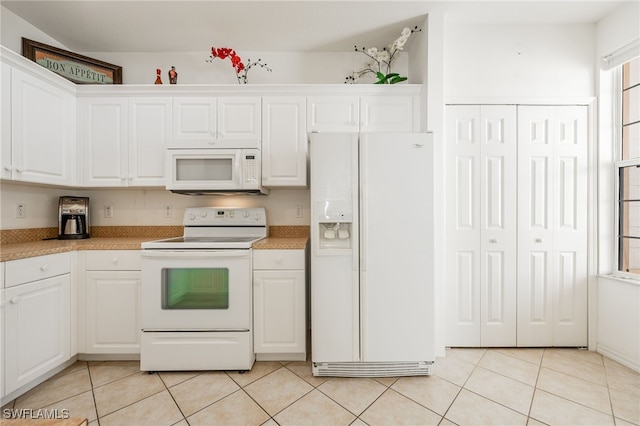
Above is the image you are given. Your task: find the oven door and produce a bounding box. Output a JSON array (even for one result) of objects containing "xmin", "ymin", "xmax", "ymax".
[{"xmin": 141, "ymin": 249, "xmax": 251, "ymax": 330}]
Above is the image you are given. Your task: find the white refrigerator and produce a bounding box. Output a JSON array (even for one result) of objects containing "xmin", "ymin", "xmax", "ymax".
[{"xmin": 310, "ymin": 132, "xmax": 435, "ymax": 377}]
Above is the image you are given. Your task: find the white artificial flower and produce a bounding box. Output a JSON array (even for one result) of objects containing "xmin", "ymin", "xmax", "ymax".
[
  {"xmin": 367, "ymin": 47, "xmax": 378, "ymax": 56},
  {"xmin": 376, "ymin": 50, "xmax": 390, "ymax": 63},
  {"xmin": 401, "ymin": 27, "xmax": 412, "ymax": 37},
  {"xmin": 395, "ymin": 35, "xmax": 409, "ymax": 50}
]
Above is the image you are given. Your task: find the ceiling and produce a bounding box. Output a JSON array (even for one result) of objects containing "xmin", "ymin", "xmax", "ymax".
[{"xmin": 1, "ymin": 0, "xmax": 630, "ymax": 53}]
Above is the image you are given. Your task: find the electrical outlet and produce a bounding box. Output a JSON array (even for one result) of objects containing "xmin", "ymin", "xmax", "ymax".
[
  {"xmin": 104, "ymin": 205, "xmax": 113, "ymax": 219},
  {"xmin": 295, "ymin": 205, "xmax": 303, "ymax": 218},
  {"xmin": 163, "ymin": 205, "xmax": 173, "ymax": 218},
  {"xmin": 15, "ymin": 203, "xmax": 26, "ymax": 218}
]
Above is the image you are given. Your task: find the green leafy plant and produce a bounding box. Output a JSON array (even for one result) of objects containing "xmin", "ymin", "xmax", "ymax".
[{"xmin": 375, "ymin": 72, "xmax": 408, "ymax": 85}]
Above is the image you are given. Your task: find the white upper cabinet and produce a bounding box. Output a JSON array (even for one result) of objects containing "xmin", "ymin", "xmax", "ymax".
[
  {"xmin": 261, "ymin": 97, "xmax": 307, "ymax": 187},
  {"xmin": 5, "ymin": 67, "xmax": 75, "ymax": 186},
  {"xmin": 172, "ymin": 97, "xmax": 261, "ymax": 147},
  {"xmin": 81, "ymin": 97, "xmax": 127, "ymax": 187},
  {"xmin": 307, "ymin": 95, "xmax": 418, "ymax": 133},
  {"xmin": 81, "ymin": 96, "xmax": 171, "ymax": 187},
  {"xmin": 360, "ymin": 95, "xmax": 419, "ymax": 132},
  {"xmin": 128, "ymin": 97, "xmax": 172, "ymax": 186},
  {"xmin": 307, "ymin": 96, "xmax": 359, "ymax": 133}
]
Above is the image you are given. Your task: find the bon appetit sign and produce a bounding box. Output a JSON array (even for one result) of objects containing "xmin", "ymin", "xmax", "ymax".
[{"xmin": 22, "ymin": 38, "xmax": 122, "ymax": 85}]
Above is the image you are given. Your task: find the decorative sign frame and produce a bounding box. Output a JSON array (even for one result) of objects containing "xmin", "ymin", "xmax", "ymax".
[{"xmin": 21, "ymin": 38, "xmax": 122, "ymax": 84}]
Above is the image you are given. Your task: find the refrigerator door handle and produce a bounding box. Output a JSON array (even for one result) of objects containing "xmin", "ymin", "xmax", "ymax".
[{"xmin": 360, "ymin": 182, "xmax": 367, "ymax": 271}]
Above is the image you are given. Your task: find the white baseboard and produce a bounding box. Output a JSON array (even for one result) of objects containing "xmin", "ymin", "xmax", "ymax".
[{"xmin": 597, "ymin": 344, "xmax": 640, "ymax": 372}]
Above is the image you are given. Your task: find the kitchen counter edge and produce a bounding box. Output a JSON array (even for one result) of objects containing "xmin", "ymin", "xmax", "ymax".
[{"xmin": 0, "ymin": 237, "xmax": 309, "ymax": 261}]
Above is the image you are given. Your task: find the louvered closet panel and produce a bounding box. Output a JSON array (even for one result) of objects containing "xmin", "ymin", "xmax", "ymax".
[
  {"xmin": 516, "ymin": 106, "xmax": 588, "ymax": 347},
  {"xmin": 445, "ymin": 105, "xmax": 517, "ymax": 347}
]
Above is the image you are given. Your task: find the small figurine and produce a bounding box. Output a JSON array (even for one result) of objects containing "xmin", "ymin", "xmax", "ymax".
[
  {"xmin": 168, "ymin": 66, "xmax": 178, "ymax": 84},
  {"xmin": 154, "ymin": 68, "xmax": 162, "ymax": 84}
]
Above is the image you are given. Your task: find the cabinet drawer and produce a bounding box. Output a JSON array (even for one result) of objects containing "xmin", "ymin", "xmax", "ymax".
[
  {"xmin": 5, "ymin": 252, "xmax": 71, "ymax": 288},
  {"xmin": 253, "ymin": 249, "xmax": 304, "ymax": 270},
  {"xmin": 85, "ymin": 250, "xmax": 141, "ymax": 271}
]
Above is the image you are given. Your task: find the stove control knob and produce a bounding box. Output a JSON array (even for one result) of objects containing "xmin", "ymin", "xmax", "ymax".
[
  {"xmin": 200, "ymin": 210, "xmax": 208, "ymax": 218},
  {"xmin": 243, "ymin": 211, "xmax": 251, "ymax": 218},
  {"xmin": 255, "ymin": 213, "xmax": 262, "ymax": 220},
  {"xmin": 188, "ymin": 212, "xmax": 196, "ymax": 220}
]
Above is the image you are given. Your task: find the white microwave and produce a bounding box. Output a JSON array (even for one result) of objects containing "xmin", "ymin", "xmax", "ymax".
[{"xmin": 166, "ymin": 148, "xmax": 268, "ymax": 195}]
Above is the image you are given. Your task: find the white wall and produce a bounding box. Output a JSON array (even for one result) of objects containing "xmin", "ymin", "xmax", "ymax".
[
  {"xmin": 597, "ymin": 275, "xmax": 640, "ymax": 371},
  {"xmin": 76, "ymin": 51, "xmax": 409, "ymax": 85},
  {"xmin": 594, "ymin": 1, "xmax": 640, "ymax": 372},
  {"xmin": 444, "ymin": 23, "xmax": 596, "ymax": 100},
  {"xmin": 0, "ymin": 7, "xmax": 68, "ymax": 53},
  {"xmin": 0, "ymin": 5, "xmax": 412, "ymax": 86}
]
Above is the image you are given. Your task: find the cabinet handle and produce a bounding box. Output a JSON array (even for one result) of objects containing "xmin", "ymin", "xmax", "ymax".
[
  {"xmin": 4, "ymin": 165, "xmax": 13, "ymax": 171},
  {"xmin": 15, "ymin": 167, "xmax": 23, "ymax": 173},
  {"xmin": 40, "ymin": 265, "xmax": 49, "ymax": 272},
  {"xmin": 10, "ymin": 297, "xmax": 21, "ymax": 304},
  {"xmin": 112, "ymin": 258, "xmax": 119, "ymax": 264},
  {"xmin": 535, "ymin": 238, "xmax": 543, "ymax": 243},
  {"xmin": 489, "ymin": 238, "xmax": 498, "ymax": 243}
]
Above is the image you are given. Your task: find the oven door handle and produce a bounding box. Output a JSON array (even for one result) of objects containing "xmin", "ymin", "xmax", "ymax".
[{"xmin": 141, "ymin": 250, "xmax": 251, "ymax": 259}]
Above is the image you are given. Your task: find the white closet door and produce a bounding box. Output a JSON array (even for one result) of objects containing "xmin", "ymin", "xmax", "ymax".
[
  {"xmin": 446, "ymin": 105, "xmax": 482, "ymax": 346},
  {"xmin": 445, "ymin": 105, "xmax": 517, "ymax": 347},
  {"xmin": 480, "ymin": 106, "xmax": 517, "ymax": 346},
  {"xmin": 517, "ymin": 105, "xmax": 588, "ymax": 347}
]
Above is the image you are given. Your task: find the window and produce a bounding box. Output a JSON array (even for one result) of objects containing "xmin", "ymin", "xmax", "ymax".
[{"xmin": 617, "ymin": 57, "xmax": 640, "ymax": 276}]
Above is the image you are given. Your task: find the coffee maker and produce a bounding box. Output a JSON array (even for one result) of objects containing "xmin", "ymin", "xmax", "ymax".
[{"xmin": 59, "ymin": 196, "xmax": 90, "ymax": 239}]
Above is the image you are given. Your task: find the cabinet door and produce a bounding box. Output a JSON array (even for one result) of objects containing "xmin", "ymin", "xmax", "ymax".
[
  {"xmin": 85, "ymin": 271, "xmax": 141, "ymax": 354},
  {"xmin": 360, "ymin": 96, "xmax": 418, "ymax": 132},
  {"xmin": 254, "ymin": 270, "xmax": 306, "ymax": 354},
  {"xmin": 1, "ymin": 63, "xmax": 11, "ymax": 180},
  {"xmin": 128, "ymin": 97, "xmax": 171, "ymax": 186},
  {"xmin": 217, "ymin": 97, "xmax": 261, "ymax": 140},
  {"xmin": 307, "ymin": 96, "xmax": 359, "ymax": 132},
  {"xmin": 0, "ymin": 288, "xmax": 5, "ymax": 398},
  {"xmin": 81, "ymin": 97, "xmax": 129, "ymax": 186},
  {"xmin": 517, "ymin": 105, "xmax": 588, "ymax": 347},
  {"xmin": 4, "ymin": 274, "xmax": 71, "ymax": 394},
  {"xmin": 172, "ymin": 97, "xmax": 217, "ymax": 147},
  {"xmin": 445, "ymin": 105, "xmax": 517, "ymax": 347},
  {"xmin": 11, "ymin": 68, "xmax": 75, "ymax": 185},
  {"xmin": 262, "ymin": 97, "xmax": 307, "ymax": 187}
]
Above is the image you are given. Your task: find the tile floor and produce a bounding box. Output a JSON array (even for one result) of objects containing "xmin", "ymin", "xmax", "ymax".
[{"xmin": 3, "ymin": 348, "xmax": 639, "ymax": 425}]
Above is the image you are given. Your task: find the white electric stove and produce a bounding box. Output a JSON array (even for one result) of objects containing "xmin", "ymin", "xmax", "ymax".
[{"xmin": 140, "ymin": 207, "xmax": 267, "ymax": 372}]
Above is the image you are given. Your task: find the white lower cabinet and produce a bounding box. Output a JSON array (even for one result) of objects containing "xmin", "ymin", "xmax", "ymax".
[
  {"xmin": 253, "ymin": 249, "xmax": 307, "ymax": 361},
  {"xmin": 4, "ymin": 254, "xmax": 71, "ymax": 396},
  {"xmin": 82, "ymin": 251, "xmax": 141, "ymax": 356}
]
